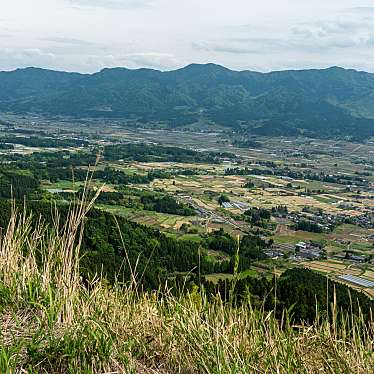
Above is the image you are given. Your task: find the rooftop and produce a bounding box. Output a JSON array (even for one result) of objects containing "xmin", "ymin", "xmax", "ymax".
[{"xmin": 338, "ymin": 275, "xmax": 374, "ymax": 288}]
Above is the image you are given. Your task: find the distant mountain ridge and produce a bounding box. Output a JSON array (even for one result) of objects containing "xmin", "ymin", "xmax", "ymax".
[{"xmin": 1, "ymin": 63, "xmax": 374, "ymax": 139}]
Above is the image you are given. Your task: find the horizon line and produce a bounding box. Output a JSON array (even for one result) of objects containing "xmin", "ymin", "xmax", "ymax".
[{"xmin": 0, "ymin": 63, "xmax": 368, "ymax": 76}]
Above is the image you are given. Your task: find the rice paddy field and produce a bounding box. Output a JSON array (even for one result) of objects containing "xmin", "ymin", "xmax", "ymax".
[
  {"xmin": 96, "ymin": 204, "xmax": 201, "ymax": 231},
  {"xmin": 149, "ymin": 172, "xmax": 373, "ymax": 217}
]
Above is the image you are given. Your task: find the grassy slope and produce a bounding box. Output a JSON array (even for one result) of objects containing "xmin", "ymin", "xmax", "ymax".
[{"xmin": 0, "ymin": 199, "xmax": 373, "ymax": 373}]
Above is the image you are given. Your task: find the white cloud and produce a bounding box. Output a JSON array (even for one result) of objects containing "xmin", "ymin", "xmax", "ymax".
[
  {"xmin": 0, "ymin": 48, "xmax": 57, "ymax": 70},
  {"xmin": 2, "ymin": 0, "xmax": 374, "ymax": 72},
  {"xmin": 349, "ymin": 7, "xmax": 374, "ymax": 14},
  {"xmin": 67, "ymin": 0, "xmax": 152, "ymax": 9},
  {"xmin": 119, "ymin": 53, "xmax": 180, "ymax": 70},
  {"xmin": 83, "ymin": 52, "xmax": 180, "ymax": 71},
  {"xmin": 40, "ymin": 36, "xmax": 96, "ymax": 46}
]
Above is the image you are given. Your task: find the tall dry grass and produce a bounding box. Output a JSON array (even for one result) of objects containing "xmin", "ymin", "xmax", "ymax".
[{"xmin": 0, "ymin": 190, "xmax": 373, "ymax": 373}]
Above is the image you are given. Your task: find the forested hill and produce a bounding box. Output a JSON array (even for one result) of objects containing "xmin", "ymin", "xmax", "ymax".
[{"xmin": 1, "ymin": 64, "xmax": 374, "ymax": 138}]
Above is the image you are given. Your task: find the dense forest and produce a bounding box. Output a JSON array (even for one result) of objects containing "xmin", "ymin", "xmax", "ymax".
[
  {"xmin": 225, "ymin": 166, "xmax": 369, "ymax": 187},
  {"xmin": 0, "ymin": 200, "xmax": 229, "ymax": 288},
  {"xmin": 2, "ymin": 65, "xmax": 374, "ymax": 139},
  {"xmin": 202, "ymin": 267, "xmax": 373, "ymax": 323},
  {"xmin": 103, "ymin": 143, "xmax": 234, "ymax": 163},
  {"xmin": 140, "ymin": 194, "xmax": 195, "ymax": 216},
  {"xmin": 0, "ymin": 168, "xmax": 39, "ymax": 198},
  {"xmin": 295, "ymin": 219, "xmax": 324, "ymax": 233},
  {"xmin": 0, "ymin": 136, "xmax": 88, "ymax": 148}
]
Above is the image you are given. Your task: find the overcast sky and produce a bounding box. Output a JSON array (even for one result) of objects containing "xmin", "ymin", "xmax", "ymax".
[{"xmin": 1, "ymin": 0, "xmax": 374, "ymax": 73}]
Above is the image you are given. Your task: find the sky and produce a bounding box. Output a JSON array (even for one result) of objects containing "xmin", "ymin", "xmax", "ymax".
[{"xmin": 1, "ymin": 0, "xmax": 374, "ymax": 73}]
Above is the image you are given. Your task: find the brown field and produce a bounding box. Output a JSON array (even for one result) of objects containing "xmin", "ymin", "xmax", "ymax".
[
  {"xmin": 363, "ymin": 270, "xmax": 374, "ymax": 281},
  {"xmin": 317, "ymin": 260, "xmax": 347, "ymax": 270},
  {"xmin": 301, "ymin": 260, "xmax": 364, "ymax": 277},
  {"xmin": 302, "ymin": 263, "xmax": 332, "ymax": 274},
  {"xmin": 101, "ymin": 185, "xmax": 116, "ymax": 192},
  {"xmin": 365, "ymin": 288, "xmax": 374, "ymax": 298},
  {"xmin": 173, "ymin": 220, "xmax": 191, "ymax": 230},
  {"xmin": 130, "ymin": 161, "xmax": 219, "ymax": 172}
]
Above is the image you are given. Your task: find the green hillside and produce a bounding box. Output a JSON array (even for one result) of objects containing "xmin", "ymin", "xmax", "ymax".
[{"xmin": 1, "ymin": 64, "xmax": 374, "ymax": 138}]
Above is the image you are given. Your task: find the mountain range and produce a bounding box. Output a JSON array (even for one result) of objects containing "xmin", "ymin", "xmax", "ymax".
[{"xmin": 1, "ymin": 63, "xmax": 374, "ymax": 139}]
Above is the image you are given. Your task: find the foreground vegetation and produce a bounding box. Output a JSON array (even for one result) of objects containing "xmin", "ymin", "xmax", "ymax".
[{"xmin": 0, "ymin": 195, "xmax": 373, "ymax": 373}]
